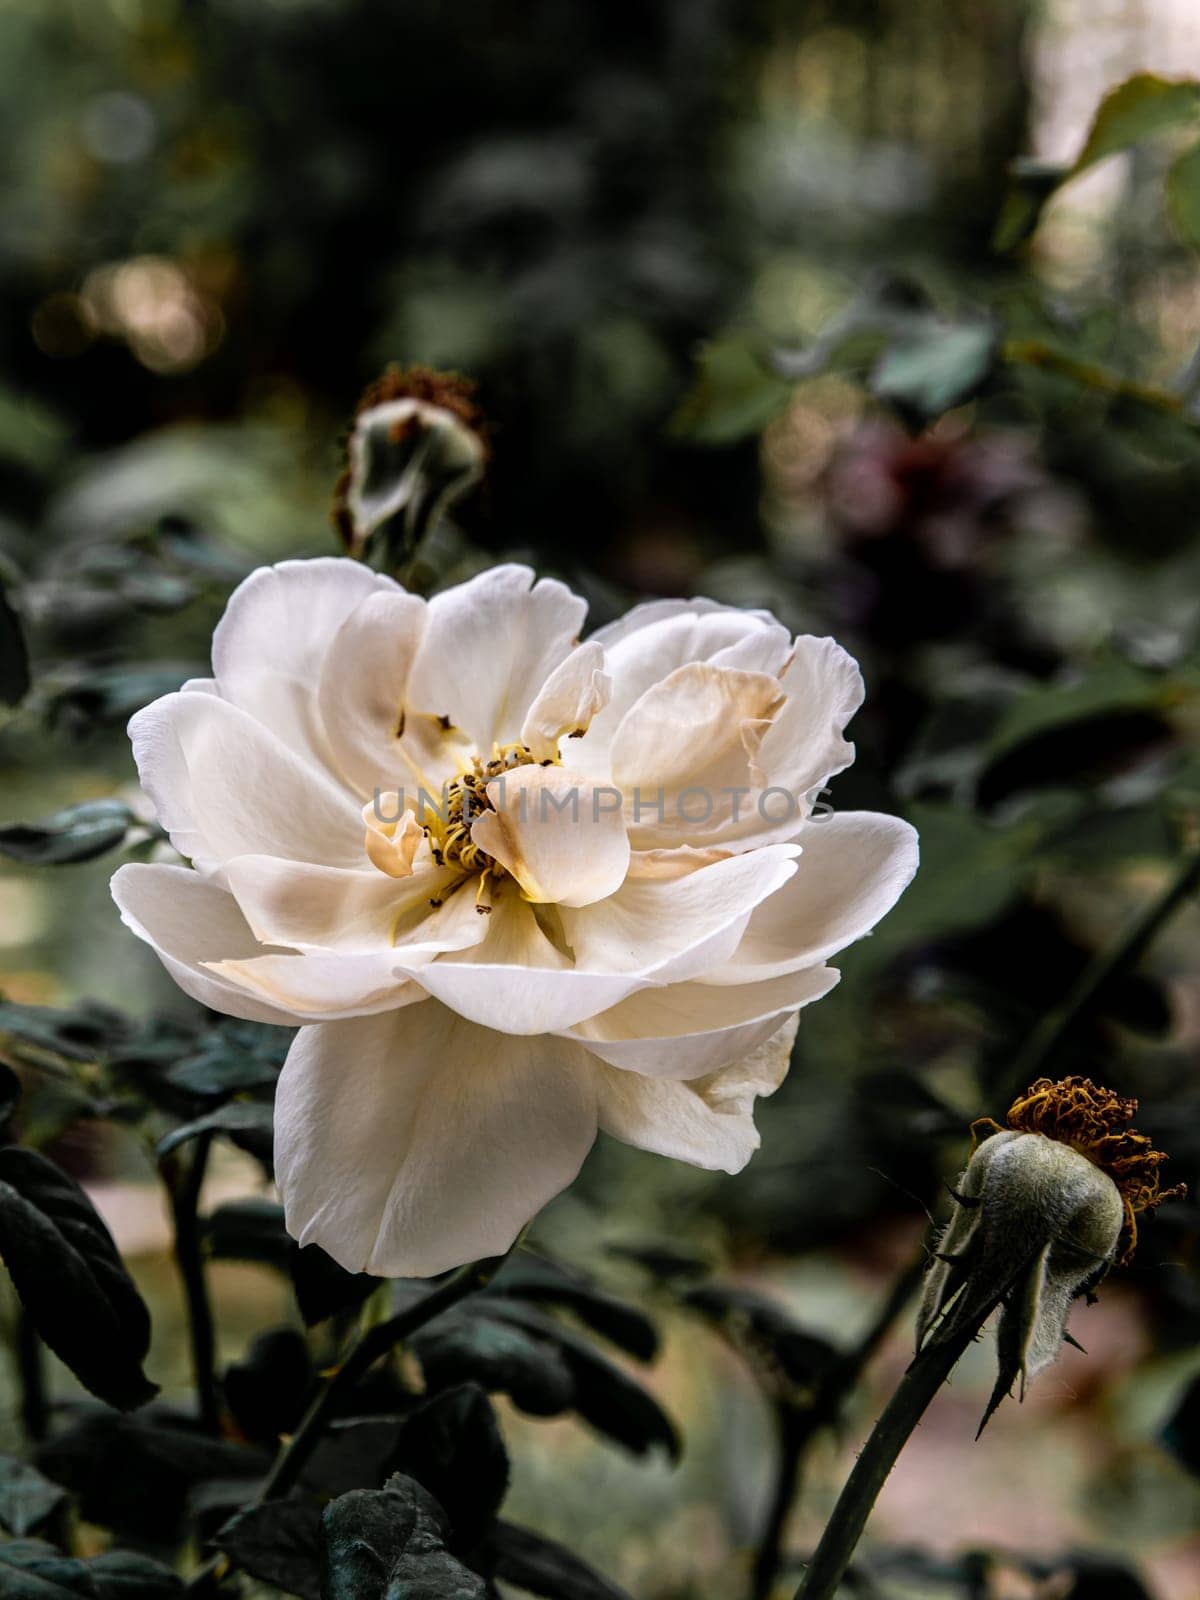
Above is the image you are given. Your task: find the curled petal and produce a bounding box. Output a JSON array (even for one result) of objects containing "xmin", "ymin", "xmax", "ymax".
[
  {"xmin": 594, "ymin": 1015, "xmax": 798, "ymax": 1173},
  {"xmin": 471, "ymin": 766, "xmax": 630, "ymax": 908},
  {"xmin": 520, "ymin": 641, "xmax": 612, "ymax": 763},
  {"xmin": 362, "ymin": 796, "xmax": 424, "ymax": 879},
  {"xmin": 611, "ymin": 663, "xmax": 787, "ymax": 847}
]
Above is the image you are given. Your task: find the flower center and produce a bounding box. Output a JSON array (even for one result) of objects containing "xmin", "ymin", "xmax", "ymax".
[{"xmin": 423, "ymin": 743, "xmax": 542, "ymax": 911}]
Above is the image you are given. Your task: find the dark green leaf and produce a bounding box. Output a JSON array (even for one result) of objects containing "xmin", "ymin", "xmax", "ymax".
[
  {"xmin": 412, "ymin": 1304, "xmax": 575, "ymax": 1418},
  {"xmin": 482, "ymin": 1303, "xmax": 679, "ymax": 1460},
  {"xmin": 37, "ymin": 1409, "xmax": 268, "ymax": 1545},
  {"xmin": 386, "ymin": 1386, "xmax": 507, "ymax": 1551},
  {"xmin": 0, "ymin": 1454, "xmax": 67, "ymax": 1537},
  {"xmin": 0, "ymin": 1540, "xmax": 181, "ymax": 1599},
  {"xmin": 1074, "ymin": 73, "xmax": 1200, "ymax": 174},
  {"xmin": 291, "ymin": 1241, "xmax": 381, "ymax": 1327},
  {"xmin": 0, "ymin": 998, "xmax": 132, "ymax": 1064},
  {"xmin": 156, "ymin": 1101, "xmax": 274, "ymax": 1163},
  {"xmin": 204, "ymin": 1198, "xmax": 290, "ymax": 1270},
  {"xmin": 223, "ymin": 1329, "xmax": 313, "ymax": 1447},
  {"xmin": 321, "ymin": 1476, "xmax": 488, "ymax": 1600},
  {"xmin": 0, "ymin": 580, "xmax": 30, "ymax": 707},
  {"xmin": 43, "ymin": 662, "xmax": 200, "ymax": 733},
  {"xmin": 488, "ymin": 1253, "xmax": 658, "ymax": 1361},
  {"xmin": 0, "ymin": 1147, "xmax": 157, "ymax": 1410},
  {"xmin": 213, "ymin": 1498, "xmax": 322, "ymax": 1600},
  {"xmin": 669, "ymin": 336, "xmax": 791, "ymax": 444},
  {"xmin": 682, "ymin": 1284, "xmax": 838, "ymax": 1404},
  {"xmin": 0, "ymin": 801, "xmax": 137, "ymax": 867},
  {"xmin": 481, "ymin": 1522, "xmax": 631, "ymax": 1600},
  {"xmin": 85, "ymin": 1551, "xmax": 184, "ymax": 1598},
  {"xmin": 163, "ymin": 1038, "xmax": 282, "ymax": 1098}
]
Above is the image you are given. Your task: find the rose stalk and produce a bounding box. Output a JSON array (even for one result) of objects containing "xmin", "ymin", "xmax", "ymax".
[{"xmin": 794, "ymin": 1076, "xmax": 1184, "ymax": 1600}]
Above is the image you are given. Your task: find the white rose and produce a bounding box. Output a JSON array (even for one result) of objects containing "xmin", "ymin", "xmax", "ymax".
[{"xmin": 112, "ymin": 559, "xmax": 917, "ymax": 1276}]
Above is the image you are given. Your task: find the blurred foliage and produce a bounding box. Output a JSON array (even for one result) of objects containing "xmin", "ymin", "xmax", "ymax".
[{"xmin": 1, "ymin": 1, "xmax": 1200, "ymax": 1597}]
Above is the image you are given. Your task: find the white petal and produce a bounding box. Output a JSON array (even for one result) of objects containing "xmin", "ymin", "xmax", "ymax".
[
  {"xmin": 519, "ymin": 641, "xmax": 612, "ymax": 763},
  {"xmin": 317, "ymin": 592, "xmax": 428, "ymax": 795},
  {"xmin": 715, "ymin": 636, "xmax": 865, "ymax": 848},
  {"xmin": 402, "ymin": 846, "xmax": 799, "ymax": 1034},
  {"xmin": 470, "ymin": 766, "xmax": 630, "ymax": 908},
  {"xmin": 211, "ymin": 559, "xmax": 401, "ymax": 770},
  {"xmin": 594, "ymin": 1015, "xmax": 798, "ymax": 1173},
  {"xmin": 206, "ymin": 951, "xmax": 418, "ymax": 1019},
  {"xmin": 609, "ymin": 663, "xmax": 787, "ymax": 848},
  {"xmin": 111, "ymin": 862, "xmax": 296, "ymax": 1024},
  {"xmin": 564, "ymin": 966, "xmax": 837, "ymax": 1078},
  {"xmin": 129, "ymin": 691, "xmax": 362, "ymax": 871},
  {"xmin": 709, "ymin": 811, "xmax": 919, "ymax": 984},
  {"xmin": 222, "ymin": 854, "xmax": 488, "ymax": 959},
  {"xmin": 362, "ymin": 797, "xmax": 425, "ymax": 879},
  {"xmin": 588, "ymin": 596, "xmax": 780, "ymax": 652},
  {"xmin": 563, "ymin": 843, "xmax": 799, "ymax": 974},
  {"xmin": 275, "ymin": 1005, "xmax": 598, "ymax": 1276},
  {"xmin": 571, "ymin": 604, "xmax": 789, "ymax": 781},
  {"xmin": 405, "ymin": 565, "xmax": 587, "ymax": 751}
]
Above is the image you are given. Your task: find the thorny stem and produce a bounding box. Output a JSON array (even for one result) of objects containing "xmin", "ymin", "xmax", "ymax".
[
  {"xmin": 161, "ymin": 1132, "xmax": 221, "ymax": 1434},
  {"xmin": 793, "ymin": 1315, "xmax": 986, "ymax": 1600},
  {"xmin": 186, "ymin": 1248, "xmax": 511, "ymax": 1594},
  {"xmin": 773, "ymin": 849, "xmax": 1200, "ymax": 1598}
]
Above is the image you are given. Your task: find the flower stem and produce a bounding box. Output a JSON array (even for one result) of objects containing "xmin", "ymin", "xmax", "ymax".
[
  {"xmin": 993, "ymin": 842, "xmax": 1200, "ymax": 1109},
  {"xmin": 751, "ymin": 1406, "xmax": 806, "ymax": 1600},
  {"xmin": 261, "ymin": 1250, "xmax": 507, "ymax": 1501},
  {"xmin": 793, "ymin": 1316, "xmax": 983, "ymax": 1600},
  {"xmin": 161, "ymin": 1132, "xmax": 220, "ymax": 1434},
  {"xmin": 186, "ymin": 1248, "xmax": 511, "ymax": 1593}
]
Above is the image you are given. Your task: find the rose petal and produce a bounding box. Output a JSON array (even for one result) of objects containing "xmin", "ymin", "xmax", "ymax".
[
  {"xmin": 211, "ymin": 558, "xmax": 401, "ymax": 772},
  {"xmin": 708, "ymin": 811, "xmax": 918, "ymax": 983},
  {"xmin": 609, "ymin": 663, "xmax": 787, "ymax": 848},
  {"xmin": 405, "ymin": 564, "xmax": 587, "ymax": 752},
  {"xmin": 111, "ymin": 862, "xmax": 296, "ymax": 1024},
  {"xmin": 570, "ymin": 604, "xmax": 789, "ymax": 781},
  {"xmin": 222, "ymin": 853, "xmax": 488, "ymax": 959},
  {"xmin": 564, "ymin": 965, "xmax": 837, "ymax": 1078},
  {"xmin": 129, "ymin": 691, "xmax": 363, "ymax": 872},
  {"xmin": 317, "ymin": 591, "xmax": 428, "ymax": 795},
  {"xmin": 470, "ymin": 765, "xmax": 630, "ymax": 908},
  {"xmin": 275, "ymin": 1005, "xmax": 598, "ymax": 1276},
  {"xmin": 519, "ymin": 641, "xmax": 612, "ymax": 763},
  {"xmin": 594, "ymin": 1015, "xmax": 798, "ymax": 1173},
  {"xmin": 401, "ymin": 846, "xmax": 799, "ymax": 1033}
]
